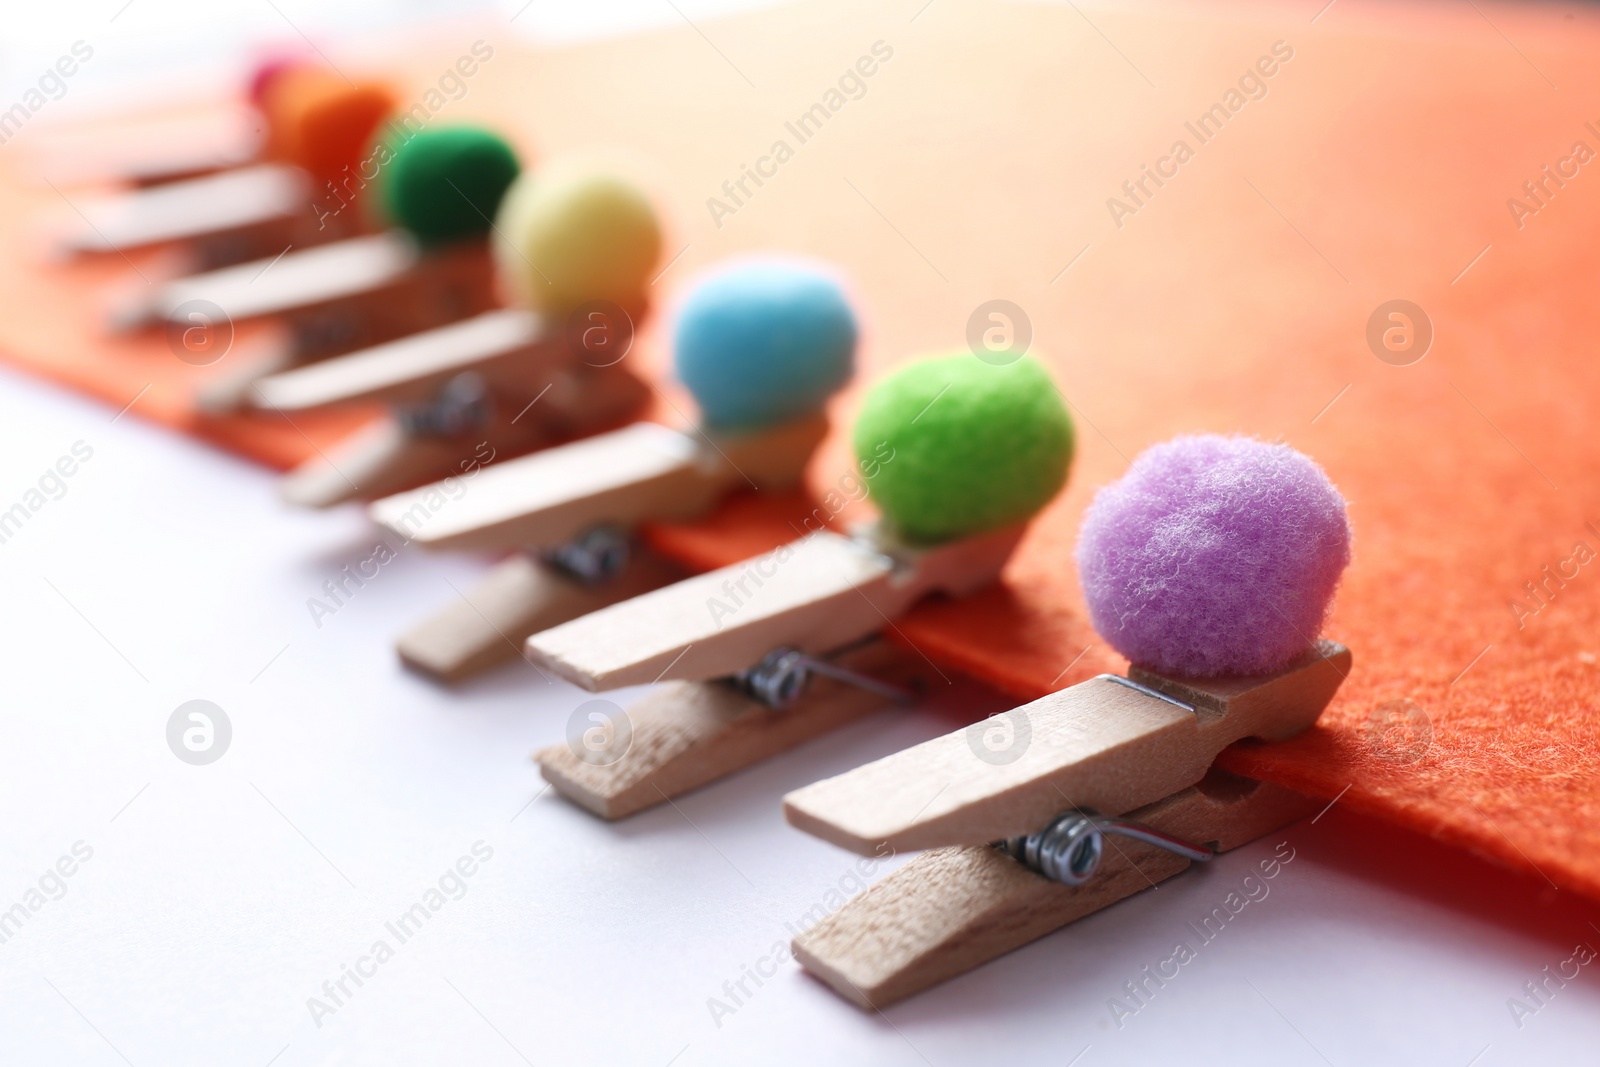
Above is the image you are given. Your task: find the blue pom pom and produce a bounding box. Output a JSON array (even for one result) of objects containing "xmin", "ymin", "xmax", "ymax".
[{"xmin": 673, "ymin": 259, "xmax": 856, "ymax": 429}]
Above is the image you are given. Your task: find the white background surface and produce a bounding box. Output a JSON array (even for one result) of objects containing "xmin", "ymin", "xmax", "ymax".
[{"xmin": 2, "ymin": 2, "xmax": 1600, "ymax": 1065}]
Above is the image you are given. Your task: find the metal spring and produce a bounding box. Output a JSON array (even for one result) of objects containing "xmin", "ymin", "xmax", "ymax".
[
  {"xmin": 542, "ymin": 525, "xmax": 632, "ymax": 586},
  {"xmin": 1000, "ymin": 809, "xmax": 1214, "ymax": 886},
  {"xmin": 395, "ymin": 371, "xmax": 493, "ymax": 438},
  {"xmin": 736, "ymin": 646, "xmax": 916, "ymax": 709}
]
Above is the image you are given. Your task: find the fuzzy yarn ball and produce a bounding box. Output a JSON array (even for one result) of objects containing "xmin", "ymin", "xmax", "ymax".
[
  {"xmin": 246, "ymin": 54, "xmax": 307, "ymax": 106},
  {"xmin": 378, "ymin": 126, "xmax": 521, "ymax": 247},
  {"xmin": 1076, "ymin": 434, "xmax": 1351, "ymax": 678},
  {"xmin": 263, "ymin": 68, "xmax": 394, "ymax": 185},
  {"xmin": 492, "ymin": 168, "xmax": 661, "ymax": 314},
  {"xmin": 674, "ymin": 259, "xmax": 856, "ymax": 430},
  {"xmin": 853, "ymin": 353, "xmax": 1074, "ymax": 543}
]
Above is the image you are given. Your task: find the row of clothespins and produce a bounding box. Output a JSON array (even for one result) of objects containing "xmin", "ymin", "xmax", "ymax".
[{"xmin": 38, "ymin": 56, "xmax": 1356, "ymax": 1009}]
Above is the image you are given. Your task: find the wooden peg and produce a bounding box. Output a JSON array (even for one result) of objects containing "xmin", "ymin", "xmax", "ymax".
[
  {"xmin": 27, "ymin": 108, "xmax": 260, "ymax": 190},
  {"xmin": 256, "ymin": 308, "xmax": 649, "ymax": 507},
  {"xmin": 782, "ymin": 640, "xmax": 1349, "ymax": 855},
  {"xmin": 124, "ymin": 231, "xmax": 406, "ymax": 327},
  {"xmin": 372, "ymin": 414, "xmax": 828, "ymax": 683},
  {"xmin": 194, "ymin": 337, "xmax": 301, "ymax": 415},
  {"xmin": 275, "ymin": 419, "xmax": 479, "ymax": 509},
  {"xmin": 51, "ymin": 164, "xmax": 356, "ymax": 270},
  {"xmin": 516, "ymin": 523, "xmax": 1028, "ymax": 817},
  {"xmin": 525, "ymin": 522, "xmax": 1026, "ymax": 692},
  {"xmin": 273, "ymin": 362, "xmax": 650, "ymax": 508},
  {"xmin": 397, "ymin": 550, "xmax": 689, "ymax": 682},
  {"xmin": 535, "ymin": 639, "xmax": 929, "ymax": 818},
  {"xmin": 791, "ymin": 770, "xmax": 1318, "ymax": 1009},
  {"xmin": 114, "ymin": 233, "xmax": 498, "ymax": 371},
  {"xmin": 250, "ymin": 309, "xmax": 547, "ymax": 412},
  {"xmin": 372, "ymin": 415, "xmax": 829, "ymax": 554}
]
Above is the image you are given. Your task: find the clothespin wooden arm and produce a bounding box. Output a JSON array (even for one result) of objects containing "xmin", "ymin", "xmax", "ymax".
[
  {"xmin": 153, "ymin": 232, "xmax": 421, "ymax": 323},
  {"xmin": 370, "ymin": 415, "xmax": 830, "ymax": 555},
  {"xmin": 783, "ymin": 640, "xmax": 1349, "ymax": 855},
  {"xmin": 790, "ymin": 770, "xmax": 1319, "ymax": 1010},
  {"xmin": 57, "ymin": 164, "xmax": 307, "ymax": 254},
  {"xmin": 524, "ymin": 522, "xmax": 1026, "ymax": 692},
  {"xmin": 250, "ymin": 309, "xmax": 549, "ymax": 411}
]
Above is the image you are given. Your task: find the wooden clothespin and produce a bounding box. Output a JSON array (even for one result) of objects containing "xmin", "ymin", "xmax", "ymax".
[
  {"xmin": 781, "ymin": 433, "xmax": 1356, "ymax": 1008},
  {"xmin": 369, "ymin": 258, "xmax": 857, "ymax": 684},
  {"xmin": 250, "ymin": 309, "xmax": 648, "ymax": 507},
  {"xmin": 525, "ymin": 351, "xmax": 1077, "ymax": 818},
  {"xmin": 36, "ymin": 54, "xmax": 311, "ymax": 190},
  {"xmin": 248, "ymin": 165, "xmax": 667, "ymax": 508},
  {"xmin": 52, "ymin": 68, "xmax": 394, "ymax": 270},
  {"xmin": 113, "ymin": 124, "xmax": 524, "ymax": 413}
]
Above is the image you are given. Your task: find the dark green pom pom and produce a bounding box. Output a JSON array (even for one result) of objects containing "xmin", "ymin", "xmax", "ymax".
[{"xmin": 378, "ymin": 126, "xmax": 521, "ymax": 246}]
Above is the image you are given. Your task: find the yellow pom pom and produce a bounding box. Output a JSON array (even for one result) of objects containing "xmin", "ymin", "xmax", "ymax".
[{"xmin": 493, "ymin": 167, "xmax": 662, "ymax": 314}]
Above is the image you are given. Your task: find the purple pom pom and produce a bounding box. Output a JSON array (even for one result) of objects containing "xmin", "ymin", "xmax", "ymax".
[{"xmin": 1076, "ymin": 435, "xmax": 1351, "ymax": 677}]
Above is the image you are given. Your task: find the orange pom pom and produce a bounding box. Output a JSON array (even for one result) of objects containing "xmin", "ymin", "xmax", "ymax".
[{"xmin": 262, "ymin": 68, "xmax": 394, "ymax": 185}]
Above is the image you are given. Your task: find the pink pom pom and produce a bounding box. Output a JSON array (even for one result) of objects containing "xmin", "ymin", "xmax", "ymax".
[
  {"xmin": 246, "ymin": 54, "xmax": 309, "ymax": 106},
  {"xmin": 1075, "ymin": 435, "xmax": 1351, "ymax": 677}
]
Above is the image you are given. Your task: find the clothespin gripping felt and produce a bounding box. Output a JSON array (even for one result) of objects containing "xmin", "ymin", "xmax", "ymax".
[
  {"xmin": 782, "ymin": 433, "xmax": 1356, "ymax": 1008},
  {"xmin": 372, "ymin": 258, "xmax": 859, "ymax": 683},
  {"xmin": 782, "ymin": 639, "xmax": 1349, "ymax": 856},
  {"xmin": 523, "ymin": 519, "xmax": 1028, "ymax": 693},
  {"xmin": 790, "ymin": 770, "xmax": 1320, "ymax": 1010},
  {"xmin": 124, "ymin": 126, "xmax": 521, "ymax": 363}
]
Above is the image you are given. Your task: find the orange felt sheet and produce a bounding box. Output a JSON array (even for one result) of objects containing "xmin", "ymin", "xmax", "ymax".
[{"xmin": 5, "ymin": 0, "xmax": 1600, "ymax": 901}]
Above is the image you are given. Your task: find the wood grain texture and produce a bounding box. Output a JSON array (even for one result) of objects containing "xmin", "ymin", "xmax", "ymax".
[
  {"xmin": 397, "ymin": 548, "xmax": 687, "ymax": 683},
  {"xmin": 535, "ymin": 639, "xmax": 926, "ymax": 818},
  {"xmin": 783, "ymin": 642, "xmax": 1349, "ymax": 854},
  {"xmin": 277, "ymin": 363, "xmax": 651, "ymax": 508},
  {"xmin": 525, "ymin": 522, "xmax": 1026, "ymax": 691},
  {"xmin": 793, "ymin": 772, "xmax": 1318, "ymax": 1009},
  {"xmin": 370, "ymin": 415, "xmax": 829, "ymax": 554}
]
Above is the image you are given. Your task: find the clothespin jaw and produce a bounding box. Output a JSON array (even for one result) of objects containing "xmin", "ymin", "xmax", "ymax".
[
  {"xmin": 49, "ymin": 164, "xmax": 350, "ymax": 271},
  {"xmin": 282, "ymin": 372, "xmax": 650, "ymax": 509},
  {"xmin": 370, "ymin": 413, "xmax": 831, "ymax": 556},
  {"xmin": 243, "ymin": 308, "xmax": 649, "ymax": 508},
  {"xmin": 384, "ymin": 254, "xmax": 860, "ymax": 683},
  {"xmin": 790, "ymin": 770, "xmax": 1321, "ymax": 1010},
  {"xmin": 396, "ymin": 550, "xmax": 689, "ymax": 683},
  {"xmin": 519, "ymin": 345, "xmax": 1077, "ymax": 818},
  {"xmin": 519, "ymin": 521, "xmax": 1026, "ymax": 819},
  {"xmin": 112, "ymin": 121, "xmax": 523, "ymax": 362},
  {"xmin": 778, "ymin": 640, "xmax": 1349, "ymax": 1008},
  {"xmin": 782, "ymin": 640, "xmax": 1349, "ymax": 855},
  {"xmin": 367, "ymin": 412, "xmax": 829, "ymax": 682},
  {"xmin": 250, "ymin": 309, "xmax": 552, "ymax": 412},
  {"xmin": 523, "ymin": 520, "xmax": 1027, "ymax": 692},
  {"xmin": 52, "ymin": 69, "xmax": 394, "ymax": 267},
  {"xmin": 534, "ymin": 638, "xmax": 933, "ymax": 820},
  {"xmin": 205, "ymin": 232, "xmax": 493, "ymax": 345}
]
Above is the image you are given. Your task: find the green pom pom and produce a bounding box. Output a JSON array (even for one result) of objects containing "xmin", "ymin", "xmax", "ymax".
[
  {"xmin": 853, "ymin": 353, "xmax": 1074, "ymax": 543},
  {"xmin": 378, "ymin": 126, "xmax": 521, "ymax": 247}
]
